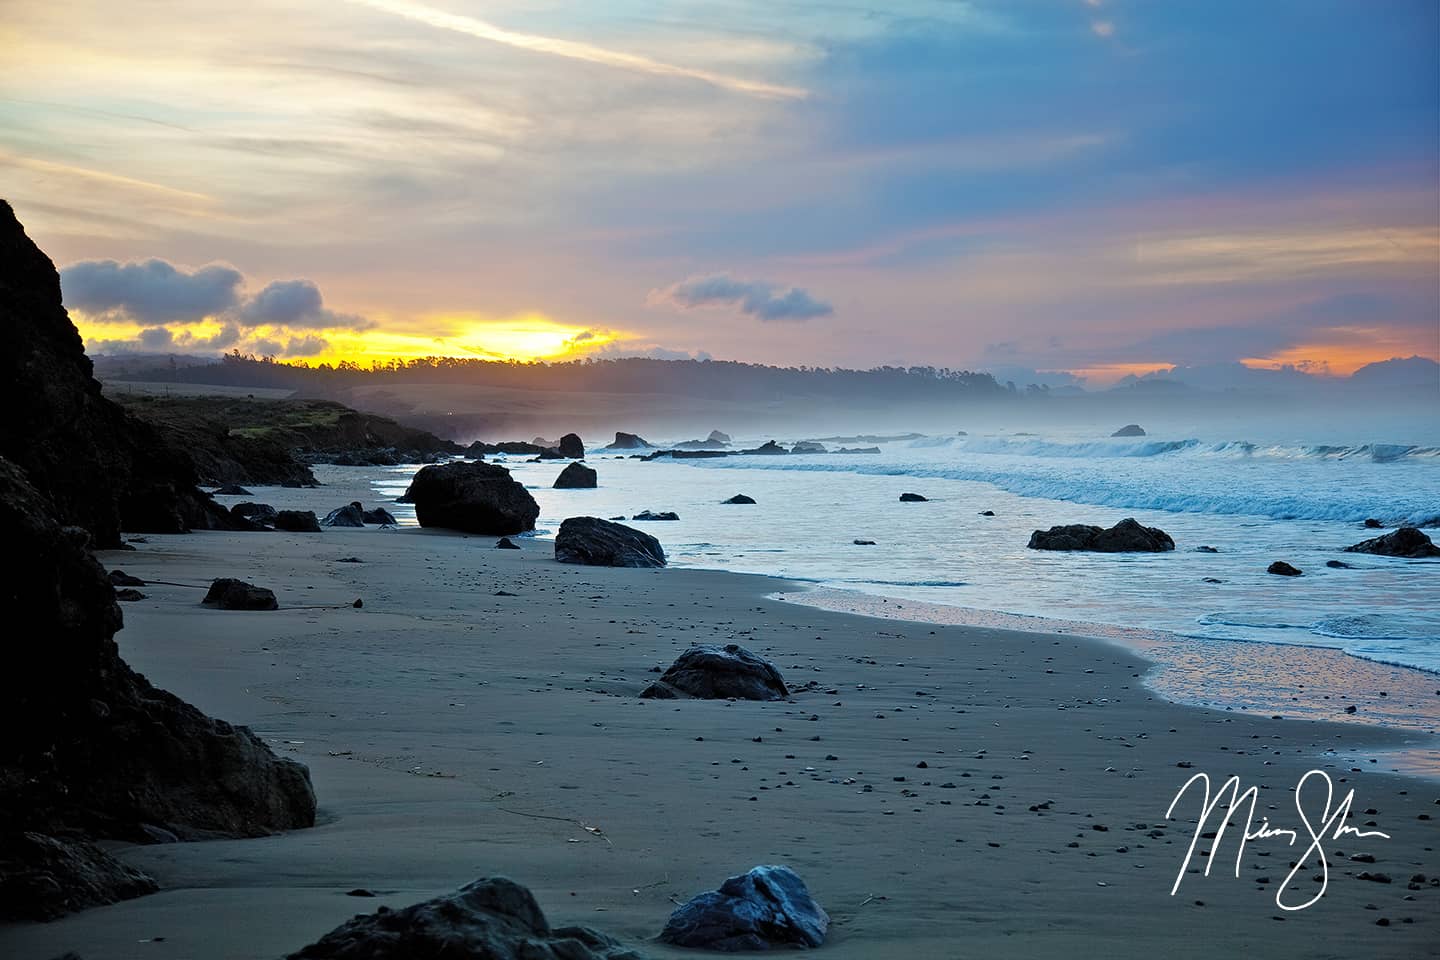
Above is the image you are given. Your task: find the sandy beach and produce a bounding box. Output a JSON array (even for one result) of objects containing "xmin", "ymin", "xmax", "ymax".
[{"xmin": 2, "ymin": 476, "xmax": 1435, "ymax": 959}]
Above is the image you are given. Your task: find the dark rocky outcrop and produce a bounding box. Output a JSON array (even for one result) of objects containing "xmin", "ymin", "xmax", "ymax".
[
  {"xmin": 709, "ymin": 430, "xmax": 732, "ymax": 444},
  {"xmin": 0, "ymin": 200, "xmax": 243, "ymax": 546},
  {"xmin": 115, "ymin": 588, "xmax": 146, "ymax": 601},
  {"xmin": 742, "ymin": 441, "xmax": 787, "ymax": 455},
  {"xmin": 1111, "ymin": 424, "xmax": 1146, "ymax": 437},
  {"xmin": 202, "ymin": 578, "xmax": 279, "ymax": 611},
  {"xmin": 979, "ymin": 510, "xmax": 995, "ymax": 516},
  {"xmin": 496, "ymin": 537, "xmax": 521, "ymax": 549},
  {"xmin": 558, "ymin": 433, "xmax": 585, "ymax": 458},
  {"xmin": 213, "ymin": 483, "xmax": 253, "ymax": 496},
  {"xmin": 554, "ymin": 517, "xmax": 666, "ymax": 568},
  {"xmin": 835, "ymin": 446, "xmax": 882, "ymax": 454},
  {"xmin": 286, "ymin": 876, "xmax": 644, "ymax": 960},
  {"xmin": 659, "ymin": 865, "xmax": 828, "ymax": 951},
  {"xmin": 603, "ymin": 432, "xmax": 652, "ymax": 450},
  {"xmin": 362, "ymin": 507, "xmax": 398, "ymax": 526},
  {"xmin": 723, "ymin": 494, "xmax": 756, "ymax": 505},
  {"xmin": 322, "ymin": 502, "xmax": 366, "ymax": 527},
  {"xmin": 1195, "ymin": 545, "xmax": 1219, "ymax": 553},
  {"xmin": 554, "ymin": 462, "xmax": 598, "ymax": 489},
  {"xmin": 1363, "ymin": 518, "xmax": 1384, "ymax": 529},
  {"xmin": 1028, "ymin": 518, "xmax": 1175, "ymax": 552},
  {"xmin": 1267, "ymin": 561, "xmax": 1303, "ymax": 576},
  {"xmin": 899, "ymin": 492, "xmax": 928, "ymax": 502},
  {"xmin": 853, "ymin": 539, "xmax": 876, "ymax": 545},
  {"xmin": 790, "ymin": 441, "xmax": 827, "ymax": 454},
  {"xmin": 0, "ymin": 458, "xmax": 315, "ymax": 921},
  {"xmin": 0, "ymin": 832, "xmax": 159, "ymax": 923},
  {"xmin": 232, "ymin": 502, "xmax": 278, "ymax": 524},
  {"xmin": 632, "ymin": 510, "xmax": 679, "ymax": 521},
  {"xmin": 1326, "ymin": 560, "xmax": 1353, "ymax": 569},
  {"xmin": 275, "ymin": 509, "xmax": 323, "ymax": 532},
  {"xmin": 403, "ymin": 462, "xmax": 539, "ymax": 535},
  {"xmin": 1343, "ymin": 527, "xmax": 1440, "ymax": 558},
  {"xmin": 640, "ymin": 644, "xmax": 787, "ymax": 700},
  {"xmin": 108, "ymin": 570, "xmax": 145, "ymax": 587}
]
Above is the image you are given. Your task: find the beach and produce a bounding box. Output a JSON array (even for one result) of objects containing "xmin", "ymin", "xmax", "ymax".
[{"xmin": 3, "ymin": 479, "xmax": 1435, "ymax": 958}]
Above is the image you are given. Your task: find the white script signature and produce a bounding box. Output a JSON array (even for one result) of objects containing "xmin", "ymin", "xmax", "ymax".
[{"xmin": 1165, "ymin": 769, "xmax": 1391, "ymax": 911}]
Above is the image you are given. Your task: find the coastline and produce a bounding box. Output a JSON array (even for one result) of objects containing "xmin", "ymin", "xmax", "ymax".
[{"xmin": 2, "ymin": 502, "xmax": 1436, "ymax": 958}]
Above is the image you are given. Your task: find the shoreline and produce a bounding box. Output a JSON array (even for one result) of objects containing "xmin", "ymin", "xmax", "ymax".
[{"xmin": 2, "ymin": 509, "xmax": 1436, "ymax": 958}]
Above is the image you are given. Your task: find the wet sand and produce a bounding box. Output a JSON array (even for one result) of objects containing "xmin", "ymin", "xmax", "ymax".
[{"xmin": 2, "ymin": 485, "xmax": 1436, "ymax": 958}]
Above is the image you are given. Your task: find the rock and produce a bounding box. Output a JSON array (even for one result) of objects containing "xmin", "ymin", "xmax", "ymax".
[
  {"xmin": 212, "ymin": 483, "xmax": 252, "ymax": 496},
  {"xmin": 899, "ymin": 492, "xmax": 928, "ymax": 502},
  {"xmin": 202, "ymin": 578, "xmax": 279, "ymax": 610},
  {"xmin": 1364, "ymin": 518, "xmax": 1384, "ymax": 529},
  {"xmin": 835, "ymin": 446, "xmax": 882, "ymax": 454},
  {"xmin": 790, "ymin": 441, "xmax": 827, "ymax": 454},
  {"xmin": 114, "ymin": 588, "xmax": 146, "ymax": 601},
  {"xmin": 723, "ymin": 494, "xmax": 756, "ymax": 505},
  {"xmin": 1028, "ymin": 518, "xmax": 1175, "ymax": 552},
  {"xmin": 640, "ymin": 643, "xmax": 787, "ymax": 700},
  {"xmin": 554, "ymin": 462, "xmax": 598, "ymax": 489},
  {"xmin": 0, "ymin": 458, "xmax": 315, "ymax": 920},
  {"xmin": 286, "ymin": 876, "xmax": 643, "ymax": 960},
  {"xmin": 659, "ymin": 865, "xmax": 828, "ymax": 951},
  {"xmin": 466, "ymin": 440, "xmax": 544, "ymax": 457},
  {"xmin": 1112, "ymin": 424, "xmax": 1146, "ymax": 437},
  {"xmin": 853, "ymin": 539, "xmax": 876, "ymax": 545},
  {"xmin": 632, "ymin": 510, "xmax": 679, "ymax": 521},
  {"xmin": 1343, "ymin": 527, "xmax": 1440, "ymax": 558},
  {"xmin": 743, "ymin": 441, "xmax": 787, "ymax": 455},
  {"xmin": 537, "ymin": 447, "xmax": 566, "ymax": 460},
  {"xmin": 603, "ymin": 432, "xmax": 652, "ymax": 450},
  {"xmin": 275, "ymin": 510, "xmax": 323, "ymax": 532},
  {"xmin": 232, "ymin": 502, "xmax": 279, "ymax": 524},
  {"xmin": 554, "ymin": 517, "xmax": 666, "ymax": 568},
  {"xmin": 558, "ymin": 433, "xmax": 585, "ymax": 458},
  {"xmin": 1326, "ymin": 559, "xmax": 1353, "ymax": 569},
  {"xmin": 362, "ymin": 507, "xmax": 397, "ymax": 525},
  {"xmin": 979, "ymin": 510, "xmax": 995, "ymax": 516},
  {"xmin": 322, "ymin": 502, "xmax": 366, "ymax": 527},
  {"xmin": 108, "ymin": 570, "xmax": 145, "ymax": 587},
  {"xmin": 1267, "ymin": 561, "xmax": 1303, "ymax": 576},
  {"xmin": 496, "ymin": 537, "xmax": 521, "ymax": 549},
  {"xmin": 1195, "ymin": 545, "xmax": 1219, "ymax": 553},
  {"xmin": 403, "ymin": 462, "xmax": 539, "ymax": 535},
  {"xmin": 709, "ymin": 430, "xmax": 732, "ymax": 444},
  {"xmin": 1202, "ymin": 577, "xmax": 1224, "ymax": 584},
  {"xmin": 0, "ymin": 832, "xmax": 158, "ymax": 923}
]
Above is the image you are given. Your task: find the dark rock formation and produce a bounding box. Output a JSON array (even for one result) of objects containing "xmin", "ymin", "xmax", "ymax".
[
  {"xmin": 558, "ymin": 433, "xmax": 585, "ymax": 458},
  {"xmin": 0, "ymin": 832, "xmax": 159, "ymax": 923},
  {"xmin": 1195, "ymin": 545, "xmax": 1219, "ymax": 553},
  {"xmin": 1326, "ymin": 560, "xmax": 1353, "ymax": 569},
  {"xmin": 723, "ymin": 494, "xmax": 756, "ymax": 505},
  {"xmin": 853, "ymin": 539, "xmax": 876, "ymax": 545},
  {"xmin": 108, "ymin": 570, "xmax": 145, "ymax": 587},
  {"xmin": 603, "ymin": 432, "xmax": 652, "ymax": 450},
  {"xmin": 1028, "ymin": 518, "xmax": 1175, "ymax": 552},
  {"xmin": 362, "ymin": 507, "xmax": 398, "ymax": 526},
  {"xmin": 1364, "ymin": 518, "xmax": 1384, "ymax": 529},
  {"xmin": 1344, "ymin": 527, "xmax": 1440, "ymax": 557},
  {"xmin": 709, "ymin": 430, "xmax": 732, "ymax": 444},
  {"xmin": 0, "ymin": 200, "xmax": 242, "ymax": 546},
  {"xmin": 322, "ymin": 502, "xmax": 366, "ymax": 527},
  {"xmin": 202, "ymin": 578, "xmax": 279, "ymax": 611},
  {"xmin": 403, "ymin": 461, "xmax": 539, "ymax": 535},
  {"xmin": 1267, "ymin": 561, "xmax": 1303, "ymax": 576},
  {"xmin": 673, "ymin": 438, "xmax": 729, "ymax": 450},
  {"xmin": 554, "ymin": 462, "xmax": 598, "ymax": 489},
  {"xmin": 232, "ymin": 502, "xmax": 278, "ymax": 524},
  {"xmin": 632, "ymin": 510, "xmax": 679, "ymax": 521},
  {"xmin": 0, "ymin": 458, "xmax": 315, "ymax": 921},
  {"xmin": 537, "ymin": 447, "xmax": 566, "ymax": 460},
  {"xmin": 899, "ymin": 492, "xmax": 928, "ymax": 502},
  {"xmin": 640, "ymin": 644, "xmax": 787, "ymax": 700},
  {"xmin": 835, "ymin": 446, "xmax": 882, "ymax": 454},
  {"xmin": 275, "ymin": 509, "xmax": 322, "ymax": 532},
  {"xmin": 1111, "ymin": 424, "xmax": 1146, "ymax": 437},
  {"xmin": 743, "ymin": 441, "xmax": 787, "ymax": 455},
  {"xmin": 496, "ymin": 537, "xmax": 521, "ymax": 549},
  {"xmin": 659, "ymin": 865, "xmax": 828, "ymax": 951},
  {"xmin": 115, "ymin": 588, "xmax": 146, "ymax": 601},
  {"xmin": 286, "ymin": 876, "xmax": 643, "ymax": 960},
  {"xmin": 979, "ymin": 510, "xmax": 995, "ymax": 516},
  {"xmin": 466, "ymin": 440, "xmax": 543, "ymax": 457},
  {"xmin": 554, "ymin": 517, "xmax": 666, "ymax": 568},
  {"xmin": 790, "ymin": 441, "xmax": 827, "ymax": 454},
  {"xmin": 213, "ymin": 483, "xmax": 253, "ymax": 496}
]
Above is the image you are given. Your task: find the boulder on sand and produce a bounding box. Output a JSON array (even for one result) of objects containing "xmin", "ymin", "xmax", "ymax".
[
  {"xmin": 899, "ymin": 492, "xmax": 928, "ymax": 502},
  {"xmin": 1028, "ymin": 518, "xmax": 1174, "ymax": 552},
  {"xmin": 495, "ymin": 537, "xmax": 520, "ymax": 549},
  {"xmin": 632, "ymin": 509, "xmax": 679, "ymax": 521},
  {"xmin": 603, "ymin": 431, "xmax": 651, "ymax": 450},
  {"xmin": 403, "ymin": 461, "xmax": 539, "ymax": 535},
  {"xmin": 362, "ymin": 507, "xmax": 397, "ymax": 525},
  {"xmin": 1343, "ymin": 527, "xmax": 1440, "ymax": 558},
  {"xmin": 322, "ymin": 502, "xmax": 366, "ymax": 527},
  {"xmin": 1267, "ymin": 561, "xmax": 1303, "ymax": 576},
  {"xmin": 275, "ymin": 509, "xmax": 322, "ymax": 532},
  {"xmin": 723, "ymin": 494, "xmax": 756, "ymax": 504},
  {"xmin": 659, "ymin": 865, "xmax": 829, "ymax": 951},
  {"xmin": 554, "ymin": 517, "xmax": 666, "ymax": 568},
  {"xmin": 1111, "ymin": 424, "xmax": 1146, "ymax": 437},
  {"xmin": 108, "ymin": 569, "xmax": 145, "ymax": 586},
  {"xmin": 0, "ymin": 832, "xmax": 159, "ymax": 922},
  {"xmin": 640, "ymin": 643, "xmax": 788, "ymax": 700},
  {"xmin": 232, "ymin": 501, "xmax": 278, "ymax": 524},
  {"xmin": 558, "ymin": 433, "xmax": 585, "ymax": 458},
  {"xmin": 286, "ymin": 876, "xmax": 642, "ymax": 960},
  {"xmin": 213, "ymin": 483, "xmax": 252, "ymax": 496},
  {"xmin": 554, "ymin": 462, "xmax": 598, "ymax": 489},
  {"xmin": 202, "ymin": 578, "xmax": 279, "ymax": 610}
]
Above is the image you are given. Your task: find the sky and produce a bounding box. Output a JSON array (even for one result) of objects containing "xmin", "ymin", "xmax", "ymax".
[{"xmin": 3, "ymin": 0, "xmax": 1437, "ymax": 385}]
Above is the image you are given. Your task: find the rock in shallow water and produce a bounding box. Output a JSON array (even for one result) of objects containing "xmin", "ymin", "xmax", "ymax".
[
  {"xmin": 641, "ymin": 643, "xmax": 787, "ymax": 701},
  {"xmin": 632, "ymin": 509, "xmax": 679, "ymax": 521},
  {"xmin": 898, "ymin": 492, "xmax": 928, "ymax": 502},
  {"xmin": 554, "ymin": 517, "xmax": 665, "ymax": 568},
  {"xmin": 286, "ymin": 876, "xmax": 644, "ymax": 959},
  {"xmin": 1343, "ymin": 527, "xmax": 1440, "ymax": 558},
  {"xmin": 403, "ymin": 461, "xmax": 539, "ymax": 535},
  {"xmin": 722, "ymin": 494, "xmax": 756, "ymax": 504},
  {"xmin": 1028, "ymin": 518, "xmax": 1174, "ymax": 552},
  {"xmin": 554, "ymin": 461, "xmax": 598, "ymax": 488},
  {"xmin": 659, "ymin": 865, "xmax": 829, "ymax": 951},
  {"xmin": 1267, "ymin": 561, "xmax": 1303, "ymax": 576}
]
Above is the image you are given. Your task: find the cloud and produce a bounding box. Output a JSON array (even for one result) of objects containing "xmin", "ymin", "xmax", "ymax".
[
  {"xmin": 284, "ymin": 334, "xmax": 330, "ymax": 356},
  {"xmin": 60, "ymin": 259, "xmax": 243, "ymax": 324},
  {"xmin": 138, "ymin": 326, "xmax": 175, "ymax": 349},
  {"xmin": 652, "ymin": 274, "xmax": 834, "ymax": 322},
  {"xmin": 240, "ymin": 279, "xmax": 370, "ymax": 330}
]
